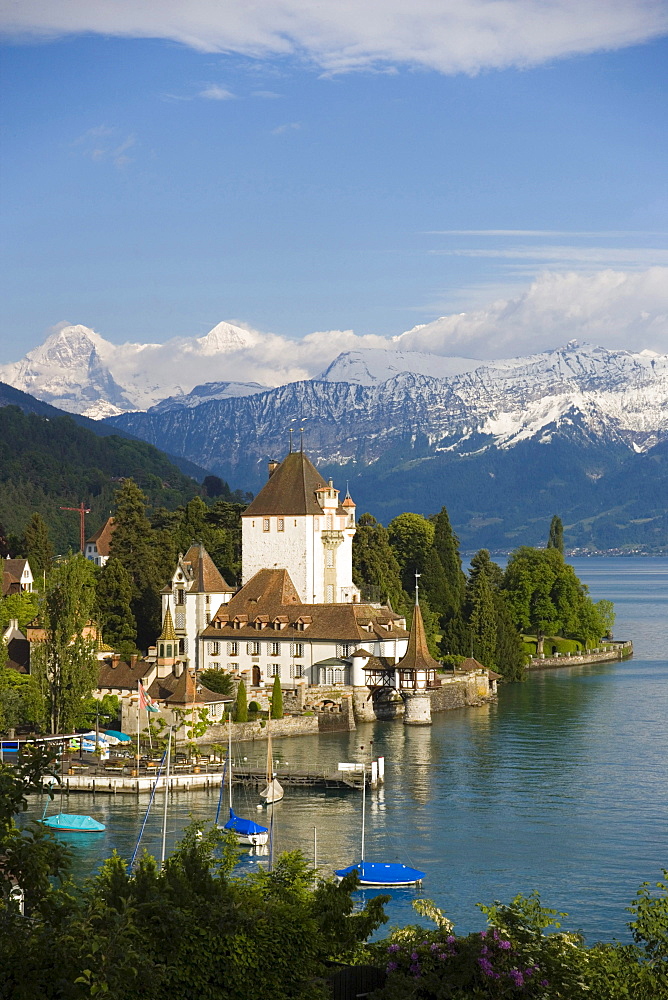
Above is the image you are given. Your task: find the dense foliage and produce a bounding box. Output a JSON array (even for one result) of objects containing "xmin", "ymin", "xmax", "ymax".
[
  {"xmin": 0, "ymin": 404, "xmax": 248, "ymax": 554},
  {"xmin": 1, "ymin": 750, "xmax": 666, "ymax": 999}
]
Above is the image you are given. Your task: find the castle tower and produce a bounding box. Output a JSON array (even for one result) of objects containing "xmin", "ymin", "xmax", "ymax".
[
  {"xmin": 395, "ymin": 583, "xmax": 441, "ymax": 725},
  {"xmin": 156, "ymin": 606, "xmax": 178, "ymax": 674},
  {"xmin": 241, "ymin": 451, "xmax": 360, "ymax": 605}
]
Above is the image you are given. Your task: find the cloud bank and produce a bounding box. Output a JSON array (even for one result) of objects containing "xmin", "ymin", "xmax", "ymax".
[
  {"xmin": 3, "ymin": 1, "xmax": 667, "ymax": 74},
  {"xmin": 101, "ymin": 267, "xmax": 668, "ymax": 399}
]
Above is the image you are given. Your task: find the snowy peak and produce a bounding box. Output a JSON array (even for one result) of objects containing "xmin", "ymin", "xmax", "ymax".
[
  {"xmin": 192, "ymin": 321, "xmax": 257, "ymax": 355},
  {"xmin": 151, "ymin": 380, "xmax": 269, "ymax": 412},
  {"xmin": 319, "ymin": 348, "xmax": 480, "ymax": 385}
]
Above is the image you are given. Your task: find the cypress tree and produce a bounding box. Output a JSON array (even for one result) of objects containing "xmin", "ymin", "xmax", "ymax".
[
  {"xmin": 468, "ymin": 569, "xmax": 498, "ymax": 669},
  {"xmin": 235, "ymin": 679, "xmax": 248, "ymax": 723},
  {"xmin": 270, "ymin": 674, "xmax": 283, "ymax": 719},
  {"xmin": 547, "ymin": 515, "xmax": 565, "ymax": 554},
  {"xmin": 432, "ymin": 506, "xmax": 466, "ymax": 615},
  {"xmin": 96, "ymin": 557, "xmax": 137, "ymax": 653},
  {"xmin": 23, "ymin": 513, "xmax": 54, "ymax": 579}
]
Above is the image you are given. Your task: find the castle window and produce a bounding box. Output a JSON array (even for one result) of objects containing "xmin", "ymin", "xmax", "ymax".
[
  {"xmin": 263, "ymin": 518, "xmax": 270, "ymax": 532},
  {"xmin": 247, "ymin": 641, "xmax": 260, "ymax": 655},
  {"xmin": 277, "ymin": 518, "xmax": 284, "ymax": 531},
  {"xmin": 210, "ymin": 641, "xmax": 220, "ymax": 655},
  {"xmin": 269, "ymin": 663, "xmax": 281, "ymax": 677},
  {"xmin": 176, "ymin": 588, "xmax": 185, "ymax": 605},
  {"xmin": 166, "ymin": 644, "xmax": 172, "ymax": 657},
  {"xmin": 290, "ymin": 664, "xmax": 304, "ymax": 679},
  {"xmin": 269, "ymin": 641, "xmax": 281, "ymax": 656},
  {"xmin": 206, "ymin": 595, "xmax": 210, "ymax": 605},
  {"xmin": 337, "ymin": 643, "xmax": 352, "ymax": 658},
  {"xmin": 210, "ymin": 661, "xmax": 219, "ymax": 670},
  {"xmin": 205, "ymin": 613, "xmax": 210, "ymax": 624},
  {"xmin": 291, "ymin": 642, "xmax": 304, "ymax": 658},
  {"xmin": 227, "ymin": 641, "xmax": 239, "ymax": 656},
  {"xmin": 227, "ymin": 663, "xmax": 236, "ymax": 671},
  {"xmin": 335, "ymin": 669, "xmax": 343, "ymax": 684}
]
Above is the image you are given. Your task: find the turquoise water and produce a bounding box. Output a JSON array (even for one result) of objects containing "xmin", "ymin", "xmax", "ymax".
[{"xmin": 29, "ymin": 558, "xmax": 668, "ymax": 943}]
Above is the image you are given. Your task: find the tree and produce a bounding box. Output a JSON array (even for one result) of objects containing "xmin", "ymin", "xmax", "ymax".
[
  {"xmin": 235, "ymin": 679, "xmax": 248, "ymax": 722},
  {"xmin": 388, "ymin": 513, "xmax": 435, "ymax": 594},
  {"xmin": 432, "ymin": 506, "xmax": 466, "ymax": 616},
  {"xmin": 22, "ymin": 514, "xmax": 54, "ymax": 579},
  {"xmin": 200, "ymin": 669, "xmax": 234, "ymax": 696},
  {"xmin": 270, "ymin": 673, "xmax": 283, "ymax": 719},
  {"xmin": 0, "ymin": 590, "xmax": 40, "ymax": 632},
  {"xmin": 95, "ymin": 557, "xmax": 137, "ymax": 653},
  {"xmin": 0, "ymin": 670, "xmax": 46, "ymax": 733},
  {"xmin": 109, "ymin": 479, "xmax": 164, "ymax": 649},
  {"xmin": 31, "ymin": 554, "xmax": 99, "ymax": 734},
  {"xmin": 352, "ymin": 513, "xmax": 405, "ymax": 608},
  {"xmin": 547, "ymin": 514, "xmax": 565, "ymax": 554},
  {"xmin": 468, "ymin": 569, "xmax": 498, "ymax": 669}
]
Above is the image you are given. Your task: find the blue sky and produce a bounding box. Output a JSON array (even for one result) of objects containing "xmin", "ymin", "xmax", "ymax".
[{"xmin": 1, "ymin": 1, "xmax": 667, "ymax": 363}]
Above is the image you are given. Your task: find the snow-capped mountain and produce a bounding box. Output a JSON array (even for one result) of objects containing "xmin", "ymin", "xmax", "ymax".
[
  {"xmin": 107, "ymin": 342, "xmax": 668, "ymax": 492},
  {"xmin": 319, "ymin": 349, "xmax": 479, "ymax": 384},
  {"xmin": 0, "ymin": 321, "xmax": 277, "ymax": 417}
]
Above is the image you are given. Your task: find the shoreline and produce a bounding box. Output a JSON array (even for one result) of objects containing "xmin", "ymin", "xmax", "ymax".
[{"xmin": 526, "ymin": 641, "xmax": 633, "ymax": 671}]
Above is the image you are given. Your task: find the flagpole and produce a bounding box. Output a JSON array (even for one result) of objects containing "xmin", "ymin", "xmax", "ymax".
[{"xmin": 136, "ymin": 682, "xmax": 141, "ymax": 773}]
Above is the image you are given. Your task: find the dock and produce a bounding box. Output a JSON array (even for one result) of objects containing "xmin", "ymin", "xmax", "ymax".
[{"xmin": 40, "ymin": 760, "xmax": 370, "ymax": 795}]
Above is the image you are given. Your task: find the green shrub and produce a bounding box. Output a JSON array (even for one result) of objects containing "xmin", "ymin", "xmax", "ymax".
[
  {"xmin": 248, "ymin": 701, "xmax": 261, "ymax": 713},
  {"xmin": 234, "ymin": 679, "xmax": 248, "ymax": 723},
  {"xmin": 270, "ymin": 675, "xmax": 283, "ymax": 719}
]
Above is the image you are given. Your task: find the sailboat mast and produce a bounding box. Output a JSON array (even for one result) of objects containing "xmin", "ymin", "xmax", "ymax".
[
  {"xmin": 361, "ymin": 763, "xmax": 366, "ymax": 863},
  {"xmin": 160, "ymin": 727, "xmax": 171, "ymax": 868},
  {"xmin": 228, "ymin": 712, "xmax": 232, "ymax": 810}
]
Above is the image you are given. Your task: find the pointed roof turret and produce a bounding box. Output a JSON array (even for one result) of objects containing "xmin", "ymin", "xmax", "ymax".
[
  {"xmin": 243, "ymin": 451, "xmax": 331, "ymax": 516},
  {"xmin": 159, "ymin": 606, "xmax": 177, "ymax": 642},
  {"xmin": 394, "ymin": 582, "xmax": 442, "ymax": 678}
]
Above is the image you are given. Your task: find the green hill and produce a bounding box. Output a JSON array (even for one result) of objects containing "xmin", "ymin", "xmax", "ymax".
[{"xmin": 0, "ymin": 402, "xmax": 240, "ymax": 553}]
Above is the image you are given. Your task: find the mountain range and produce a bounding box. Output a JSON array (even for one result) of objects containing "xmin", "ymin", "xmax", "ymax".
[{"xmin": 2, "ymin": 324, "xmax": 668, "ymax": 551}]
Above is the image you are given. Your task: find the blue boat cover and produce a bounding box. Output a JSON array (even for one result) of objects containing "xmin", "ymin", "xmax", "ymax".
[
  {"xmin": 223, "ymin": 808, "xmax": 268, "ymax": 837},
  {"xmin": 42, "ymin": 813, "xmax": 105, "ymax": 832},
  {"xmin": 103, "ymin": 729, "xmax": 132, "ymax": 742},
  {"xmin": 334, "ymin": 861, "xmax": 425, "ymax": 885}
]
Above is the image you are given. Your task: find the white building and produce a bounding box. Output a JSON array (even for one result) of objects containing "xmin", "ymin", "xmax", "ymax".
[
  {"xmin": 161, "ymin": 543, "xmax": 235, "ymax": 669},
  {"xmin": 1, "ymin": 558, "xmax": 34, "ymax": 595},
  {"xmin": 199, "ymin": 567, "xmax": 408, "ymax": 689},
  {"xmin": 85, "ymin": 517, "xmax": 115, "ymax": 567},
  {"xmin": 241, "ymin": 452, "xmax": 360, "ymax": 605}
]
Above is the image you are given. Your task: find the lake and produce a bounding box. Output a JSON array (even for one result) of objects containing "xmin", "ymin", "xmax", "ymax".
[{"xmin": 29, "ymin": 558, "xmax": 668, "ymax": 943}]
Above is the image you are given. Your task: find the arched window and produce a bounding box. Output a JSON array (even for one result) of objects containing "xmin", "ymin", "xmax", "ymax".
[{"xmin": 166, "ymin": 644, "xmax": 172, "ymax": 657}]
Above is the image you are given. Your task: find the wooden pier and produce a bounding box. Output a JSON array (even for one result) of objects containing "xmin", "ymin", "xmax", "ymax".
[{"xmin": 42, "ymin": 760, "xmax": 368, "ymax": 795}]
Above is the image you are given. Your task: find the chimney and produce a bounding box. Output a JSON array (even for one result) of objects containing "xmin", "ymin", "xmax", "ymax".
[
  {"xmin": 174, "ymin": 661, "xmax": 184, "ymax": 677},
  {"xmin": 268, "ymin": 459, "xmax": 279, "ymax": 478},
  {"xmin": 129, "ymin": 654, "xmax": 138, "ymax": 667}
]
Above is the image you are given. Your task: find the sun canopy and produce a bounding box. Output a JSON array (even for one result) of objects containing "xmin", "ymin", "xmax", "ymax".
[
  {"xmin": 103, "ymin": 730, "xmax": 132, "ymax": 743},
  {"xmin": 223, "ymin": 808, "xmax": 268, "ymax": 838},
  {"xmin": 334, "ymin": 861, "xmax": 424, "ymax": 887},
  {"xmin": 42, "ymin": 814, "xmax": 105, "ymax": 832}
]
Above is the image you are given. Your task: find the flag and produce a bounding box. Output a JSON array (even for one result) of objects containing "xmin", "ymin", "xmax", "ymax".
[{"xmin": 138, "ymin": 681, "xmax": 159, "ymax": 713}]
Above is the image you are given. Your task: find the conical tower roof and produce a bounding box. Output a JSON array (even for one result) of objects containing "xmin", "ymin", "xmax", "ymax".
[
  {"xmin": 158, "ymin": 606, "xmax": 177, "ymax": 642},
  {"xmin": 395, "ymin": 598, "xmax": 442, "ymax": 675}
]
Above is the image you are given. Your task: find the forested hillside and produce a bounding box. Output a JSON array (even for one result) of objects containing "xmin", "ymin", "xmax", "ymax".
[{"xmin": 0, "ymin": 405, "xmax": 247, "ymax": 553}]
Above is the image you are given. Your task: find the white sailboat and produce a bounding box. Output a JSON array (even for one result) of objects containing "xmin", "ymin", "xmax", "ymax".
[
  {"xmin": 218, "ymin": 714, "xmax": 269, "ymax": 846},
  {"xmin": 259, "ymin": 727, "xmax": 284, "ymax": 805}
]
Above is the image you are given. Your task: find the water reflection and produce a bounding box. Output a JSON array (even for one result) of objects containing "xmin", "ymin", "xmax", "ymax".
[{"xmin": 21, "ymin": 559, "xmax": 668, "ymax": 943}]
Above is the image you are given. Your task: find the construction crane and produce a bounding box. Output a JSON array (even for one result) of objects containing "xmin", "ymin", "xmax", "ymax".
[{"xmin": 59, "ymin": 502, "xmax": 91, "ymax": 553}]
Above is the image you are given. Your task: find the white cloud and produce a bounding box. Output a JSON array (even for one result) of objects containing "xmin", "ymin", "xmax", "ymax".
[
  {"xmin": 3, "ymin": 1, "xmax": 667, "ymax": 75},
  {"xmin": 72, "ymin": 126, "xmax": 136, "ymax": 167},
  {"xmin": 395, "ymin": 267, "xmax": 668, "ymax": 358},
  {"xmin": 271, "ymin": 121, "xmax": 301, "ymax": 134},
  {"xmin": 198, "ymin": 84, "xmax": 235, "ymax": 100}
]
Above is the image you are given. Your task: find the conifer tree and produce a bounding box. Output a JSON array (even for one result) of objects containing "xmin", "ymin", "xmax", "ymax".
[
  {"xmin": 23, "ymin": 513, "xmax": 54, "ymax": 579},
  {"xmin": 235, "ymin": 679, "xmax": 248, "ymax": 723},
  {"xmin": 31, "ymin": 554, "xmax": 99, "ymax": 734},
  {"xmin": 352, "ymin": 513, "xmax": 405, "ymax": 607},
  {"xmin": 109, "ymin": 479, "xmax": 163, "ymax": 649},
  {"xmin": 432, "ymin": 506, "xmax": 466, "ymax": 615},
  {"xmin": 270, "ymin": 674, "xmax": 283, "ymax": 719},
  {"xmin": 95, "ymin": 557, "xmax": 137, "ymax": 653},
  {"xmin": 547, "ymin": 515, "xmax": 565, "ymax": 554},
  {"xmin": 468, "ymin": 569, "xmax": 498, "ymax": 669}
]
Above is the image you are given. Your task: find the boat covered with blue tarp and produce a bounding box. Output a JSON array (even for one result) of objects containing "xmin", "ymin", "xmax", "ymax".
[
  {"xmin": 334, "ymin": 861, "xmax": 424, "ymax": 887},
  {"xmin": 42, "ymin": 813, "xmax": 105, "ymax": 832},
  {"xmin": 223, "ymin": 808, "xmax": 269, "ymax": 845}
]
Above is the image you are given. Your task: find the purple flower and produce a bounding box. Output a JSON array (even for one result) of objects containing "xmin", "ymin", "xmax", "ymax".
[
  {"xmin": 540, "ymin": 980, "xmax": 549, "ymax": 987},
  {"xmin": 480, "ymin": 930, "xmax": 487, "ymax": 939},
  {"xmin": 478, "ymin": 957, "xmax": 494, "ymax": 977},
  {"xmin": 446, "ymin": 935, "xmax": 456, "ymax": 943},
  {"xmin": 430, "ymin": 943, "xmax": 439, "ymax": 951},
  {"xmin": 439, "ymin": 953, "xmax": 448, "ymax": 961},
  {"xmin": 387, "ymin": 944, "xmax": 400, "ymax": 953},
  {"xmin": 411, "ymin": 952, "xmax": 419, "ymax": 961},
  {"xmin": 492, "ymin": 929, "xmax": 499, "ymax": 940},
  {"xmin": 386, "ymin": 961, "xmax": 398, "ymax": 973},
  {"xmin": 480, "ymin": 945, "xmax": 488, "ymax": 955},
  {"xmin": 510, "ymin": 969, "xmax": 524, "ymax": 987},
  {"xmin": 499, "ymin": 939, "xmax": 511, "ymax": 950}
]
